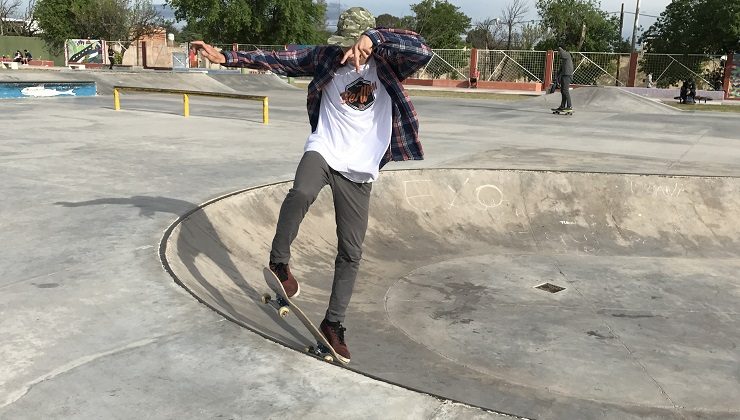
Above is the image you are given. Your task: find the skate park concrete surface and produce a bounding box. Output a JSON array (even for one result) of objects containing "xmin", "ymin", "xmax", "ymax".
[{"xmin": 1, "ymin": 69, "xmax": 740, "ymax": 419}]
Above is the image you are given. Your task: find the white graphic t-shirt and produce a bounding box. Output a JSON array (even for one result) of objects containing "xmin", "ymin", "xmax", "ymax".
[{"xmin": 304, "ymin": 57, "xmax": 392, "ymax": 183}]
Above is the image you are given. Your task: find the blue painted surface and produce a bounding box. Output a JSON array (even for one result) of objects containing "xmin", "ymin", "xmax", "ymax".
[{"xmin": 0, "ymin": 82, "xmax": 96, "ymax": 99}]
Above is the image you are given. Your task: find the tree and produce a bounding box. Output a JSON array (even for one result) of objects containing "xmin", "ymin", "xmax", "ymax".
[
  {"xmin": 34, "ymin": 0, "xmax": 76, "ymax": 53},
  {"xmin": 313, "ymin": 0, "xmax": 331, "ymax": 43},
  {"xmin": 640, "ymin": 0, "xmax": 740, "ymax": 54},
  {"xmin": 535, "ymin": 0, "xmax": 621, "ymax": 52},
  {"xmin": 520, "ymin": 22, "xmax": 549, "ymax": 50},
  {"xmin": 167, "ymin": 0, "xmax": 327, "ymax": 44},
  {"xmin": 502, "ymin": 0, "xmax": 529, "ymax": 50},
  {"xmin": 174, "ymin": 23, "xmax": 202, "ymax": 42},
  {"xmin": 466, "ymin": 18, "xmax": 505, "ymax": 50},
  {"xmin": 35, "ymin": 0, "xmax": 163, "ymax": 54},
  {"xmin": 15, "ymin": 0, "xmax": 40, "ymax": 37},
  {"xmin": 0, "ymin": 0, "xmax": 20, "ymax": 35},
  {"xmin": 638, "ymin": 0, "xmax": 738, "ymax": 89},
  {"xmin": 376, "ymin": 13, "xmax": 401, "ymax": 28},
  {"xmin": 410, "ymin": 0, "xmax": 471, "ymax": 48}
]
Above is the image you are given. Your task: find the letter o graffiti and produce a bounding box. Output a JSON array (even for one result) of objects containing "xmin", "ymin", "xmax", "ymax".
[{"xmin": 475, "ymin": 184, "xmax": 503, "ymax": 208}]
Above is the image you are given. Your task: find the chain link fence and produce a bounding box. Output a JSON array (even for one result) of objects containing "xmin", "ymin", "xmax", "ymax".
[
  {"xmin": 112, "ymin": 41, "xmax": 727, "ymax": 93},
  {"xmin": 551, "ymin": 52, "xmax": 629, "ymax": 86},
  {"xmin": 478, "ymin": 50, "xmax": 545, "ymax": 83},
  {"xmin": 414, "ymin": 49, "xmax": 471, "ymax": 80},
  {"xmin": 638, "ymin": 54, "xmax": 725, "ymax": 90}
]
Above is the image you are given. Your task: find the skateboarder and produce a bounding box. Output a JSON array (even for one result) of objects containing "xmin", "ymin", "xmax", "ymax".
[
  {"xmin": 191, "ymin": 7, "xmax": 432, "ymax": 363},
  {"xmin": 108, "ymin": 47, "xmax": 115, "ymax": 70},
  {"xmin": 553, "ymin": 46, "xmax": 574, "ymax": 113},
  {"xmin": 680, "ymin": 79, "xmax": 697, "ymax": 104}
]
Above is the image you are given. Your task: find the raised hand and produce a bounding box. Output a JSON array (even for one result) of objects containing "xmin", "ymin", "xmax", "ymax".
[
  {"xmin": 341, "ymin": 35, "xmax": 373, "ymax": 72},
  {"xmin": 190, "ymin": 41, "xmax": 226, "ymax": 65}
]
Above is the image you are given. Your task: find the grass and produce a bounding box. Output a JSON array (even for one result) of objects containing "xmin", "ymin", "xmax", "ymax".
[
  {"xmin": 665, "ymin": 103, "xmax": 740, "ymax": 113},
  {"xmin": 289, "ymin": 80, "xmax": 529, "ymax": 101}
]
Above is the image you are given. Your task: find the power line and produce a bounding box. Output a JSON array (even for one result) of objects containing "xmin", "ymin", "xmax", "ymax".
[{"xmin": 608, "ymin": 11, "xmax": 660, "ymax": 18}]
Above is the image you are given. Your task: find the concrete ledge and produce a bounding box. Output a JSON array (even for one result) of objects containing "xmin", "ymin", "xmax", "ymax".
[
  {"xmin": 28, "ymin": 60, "xmax": 54, "ymax": 67},
  {"xmin": 1, "ymin": 61, "xmax": 20, "ymax": 70},
  {"xmin": 404, "ymin": 78, "xmax": 542, "ymax": 92},
  {"xmin": 620, "ymin": 86, "xmax": 725, "ymax": 101}
]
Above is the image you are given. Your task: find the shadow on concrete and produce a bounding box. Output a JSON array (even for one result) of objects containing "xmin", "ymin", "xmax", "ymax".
[{"xmin": 54, "ymin": 195, "xmax": 311, "ymax": 347}]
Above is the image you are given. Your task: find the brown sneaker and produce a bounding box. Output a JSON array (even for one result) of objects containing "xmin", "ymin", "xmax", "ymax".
[
  {"xmin": 269, "ymin": 262, "xmax": 300, "ymax": 298},
  {"xmin": 320, "ymin": 319, "xmax": 350, "ymax": 364}
]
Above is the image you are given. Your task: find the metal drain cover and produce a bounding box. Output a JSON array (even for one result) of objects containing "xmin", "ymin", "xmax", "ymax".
[{"xmin": 535, "ymin": 283, "xmax": 566, "ymax": 293}]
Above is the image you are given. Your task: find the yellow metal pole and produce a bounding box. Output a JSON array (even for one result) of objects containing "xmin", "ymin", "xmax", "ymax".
[
  {"xmin": 262, "ymin": 97, "xmax": 269, "ymax": 125},
  {"xmin": 183, "ymin": 94, "xmax": 190, "ymax": 117},
  {"xmin": 113, "ymin": 88, "xmax": 120, "ymax": 111}
]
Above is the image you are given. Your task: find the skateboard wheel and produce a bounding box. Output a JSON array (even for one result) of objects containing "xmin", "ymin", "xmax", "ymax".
[
  {"xmin": 261, "ymin": 293, "xmax": 271, "ymax": 304},
  {"xmin": 278, "ymin": 306, "xmax": 290, "ymax": 318},
  {"xmin": 305, "ymin": 345, "xmax": 315, "ymax": 354},
  {"xmin": 323, "ymin": 355, "xmax": 334, "ymax": 363}
]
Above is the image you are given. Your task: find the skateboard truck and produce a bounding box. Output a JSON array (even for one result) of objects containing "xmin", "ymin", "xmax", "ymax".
[{"xmin": 261, "ymin": 267, "xmax": 346, "ymax": 364}]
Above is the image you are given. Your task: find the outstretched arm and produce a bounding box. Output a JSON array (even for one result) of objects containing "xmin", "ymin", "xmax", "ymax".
[
  {"xmin": 361, "ymin": 29, "xmax": 433, "ymax": 81},
  {"xmin": 190, "ymin": 41, "xmax": 317, "ymax": 77}
]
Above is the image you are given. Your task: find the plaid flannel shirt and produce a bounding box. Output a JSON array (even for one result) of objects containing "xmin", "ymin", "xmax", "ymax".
[{"xmin": 221, "ymin": 28, "xmax": 433, "ymax": 168}]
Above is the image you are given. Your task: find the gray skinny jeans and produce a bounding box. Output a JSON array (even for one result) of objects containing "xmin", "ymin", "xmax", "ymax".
[
  {"xmin": 270, "ymin": 151, "xmax": 372, "ymax": 323},
  {"xmin": 560, "ymin": 75, "xmax": 572, "ymax": 109}
]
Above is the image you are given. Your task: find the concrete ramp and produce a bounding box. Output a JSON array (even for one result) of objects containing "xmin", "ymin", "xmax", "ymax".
[
  {"xmin": 0, "ymin": 69, "xmax": 299, "ymax": 96},
  {"xmin": 162, "ymin": 169, "xmax": 740, "ymax": 419},
  {"xmin": 207, "ymin": 72, "xmax": 299, "ymax": 93},
  {"xmin": 0, "ymin": 70, "xmax": 236, "ymax": 95},
  {"xmin": 526, "ymin": 86, "xmax": 679, "ymax": 114}
]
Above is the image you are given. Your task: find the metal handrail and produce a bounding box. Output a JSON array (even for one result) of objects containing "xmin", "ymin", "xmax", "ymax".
[{"xmin": 112, "ymin": 86, "xmax": 269, "ymax": 124}]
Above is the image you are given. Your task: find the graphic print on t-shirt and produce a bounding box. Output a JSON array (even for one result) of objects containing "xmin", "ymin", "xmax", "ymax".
[{"xmin": 340, "ymin": 77, "xmax": 377, "ymax": 111}]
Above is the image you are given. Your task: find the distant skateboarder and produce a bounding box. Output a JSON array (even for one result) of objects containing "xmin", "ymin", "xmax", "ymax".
[
  {"xmin": 552, "ymin": 45, "xmax": 574, "ymax": 113},
  {"xmin": 190, "ymin": 6, "xmax": 432, "ymax": 363},
  {"xmin": 108, "ymin": 47, "xmax": 115, "ymax": 70},
  {"xmin": 680, "ymin": 79, "xmax": 697, "ymax": 104}
]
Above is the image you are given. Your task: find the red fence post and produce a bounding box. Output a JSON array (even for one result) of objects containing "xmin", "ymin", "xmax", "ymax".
[
  {"xmin": 722, "ymin": 53, "xmax": 735, "ymax": 100},
  {"xmin": 469, "ymin": 48, "xmax": 478, "ymax": 88},
  {"xmin": 544, "ymin": 50, "xmax": 554, "ymax": 91},
  {"xmin": 627, "ymin": 52, "xmax": 639, "ymax": 87}
]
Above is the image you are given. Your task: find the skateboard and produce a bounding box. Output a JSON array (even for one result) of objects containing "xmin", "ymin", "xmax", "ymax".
[
  {"xmin": 261, "ymin": 267, "xmax": 348, "ymax": 365},
  {"xmin": 552, "ymin": 108, "xmax": 574, "ymax": 115}
]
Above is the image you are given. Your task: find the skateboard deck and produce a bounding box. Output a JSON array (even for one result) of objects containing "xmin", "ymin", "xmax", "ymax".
[
  {"xmin": 552, "ymin": 108, "xmax": 574, "ymax": 115},
  {"xmin": 261, "ymin": 267, "xmax": 348, "ymax": 365}
]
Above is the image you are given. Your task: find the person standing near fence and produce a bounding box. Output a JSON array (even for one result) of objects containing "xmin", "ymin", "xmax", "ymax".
[
  {"xmin": 553, "ymin": 46, "xmax": 574, "ymax": 112},
  {"xmin": 108, "ymin": 47, "xmax": 115, "ymax": 70},
  {"xmin": 190, "ymin": 6, "xmax": 432, "ymax": 364}
]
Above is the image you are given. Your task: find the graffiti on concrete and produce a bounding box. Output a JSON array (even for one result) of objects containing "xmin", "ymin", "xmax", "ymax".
[
  {"xmin": 730, "ymin": 62, "xmax": 740, "ymax": 99},
  {"xmin": 66, "ymin": 39, "xmax": 103, "ymax": 65}
]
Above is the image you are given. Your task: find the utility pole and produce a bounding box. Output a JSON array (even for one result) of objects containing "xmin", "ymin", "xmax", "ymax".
[
  {"xmin": 616, "ymin": 3, "xmax": 625, "ymax": 86},
  {"xmin": 630, "ymin": 0, "xmax": 641, "ymax": 53}
]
